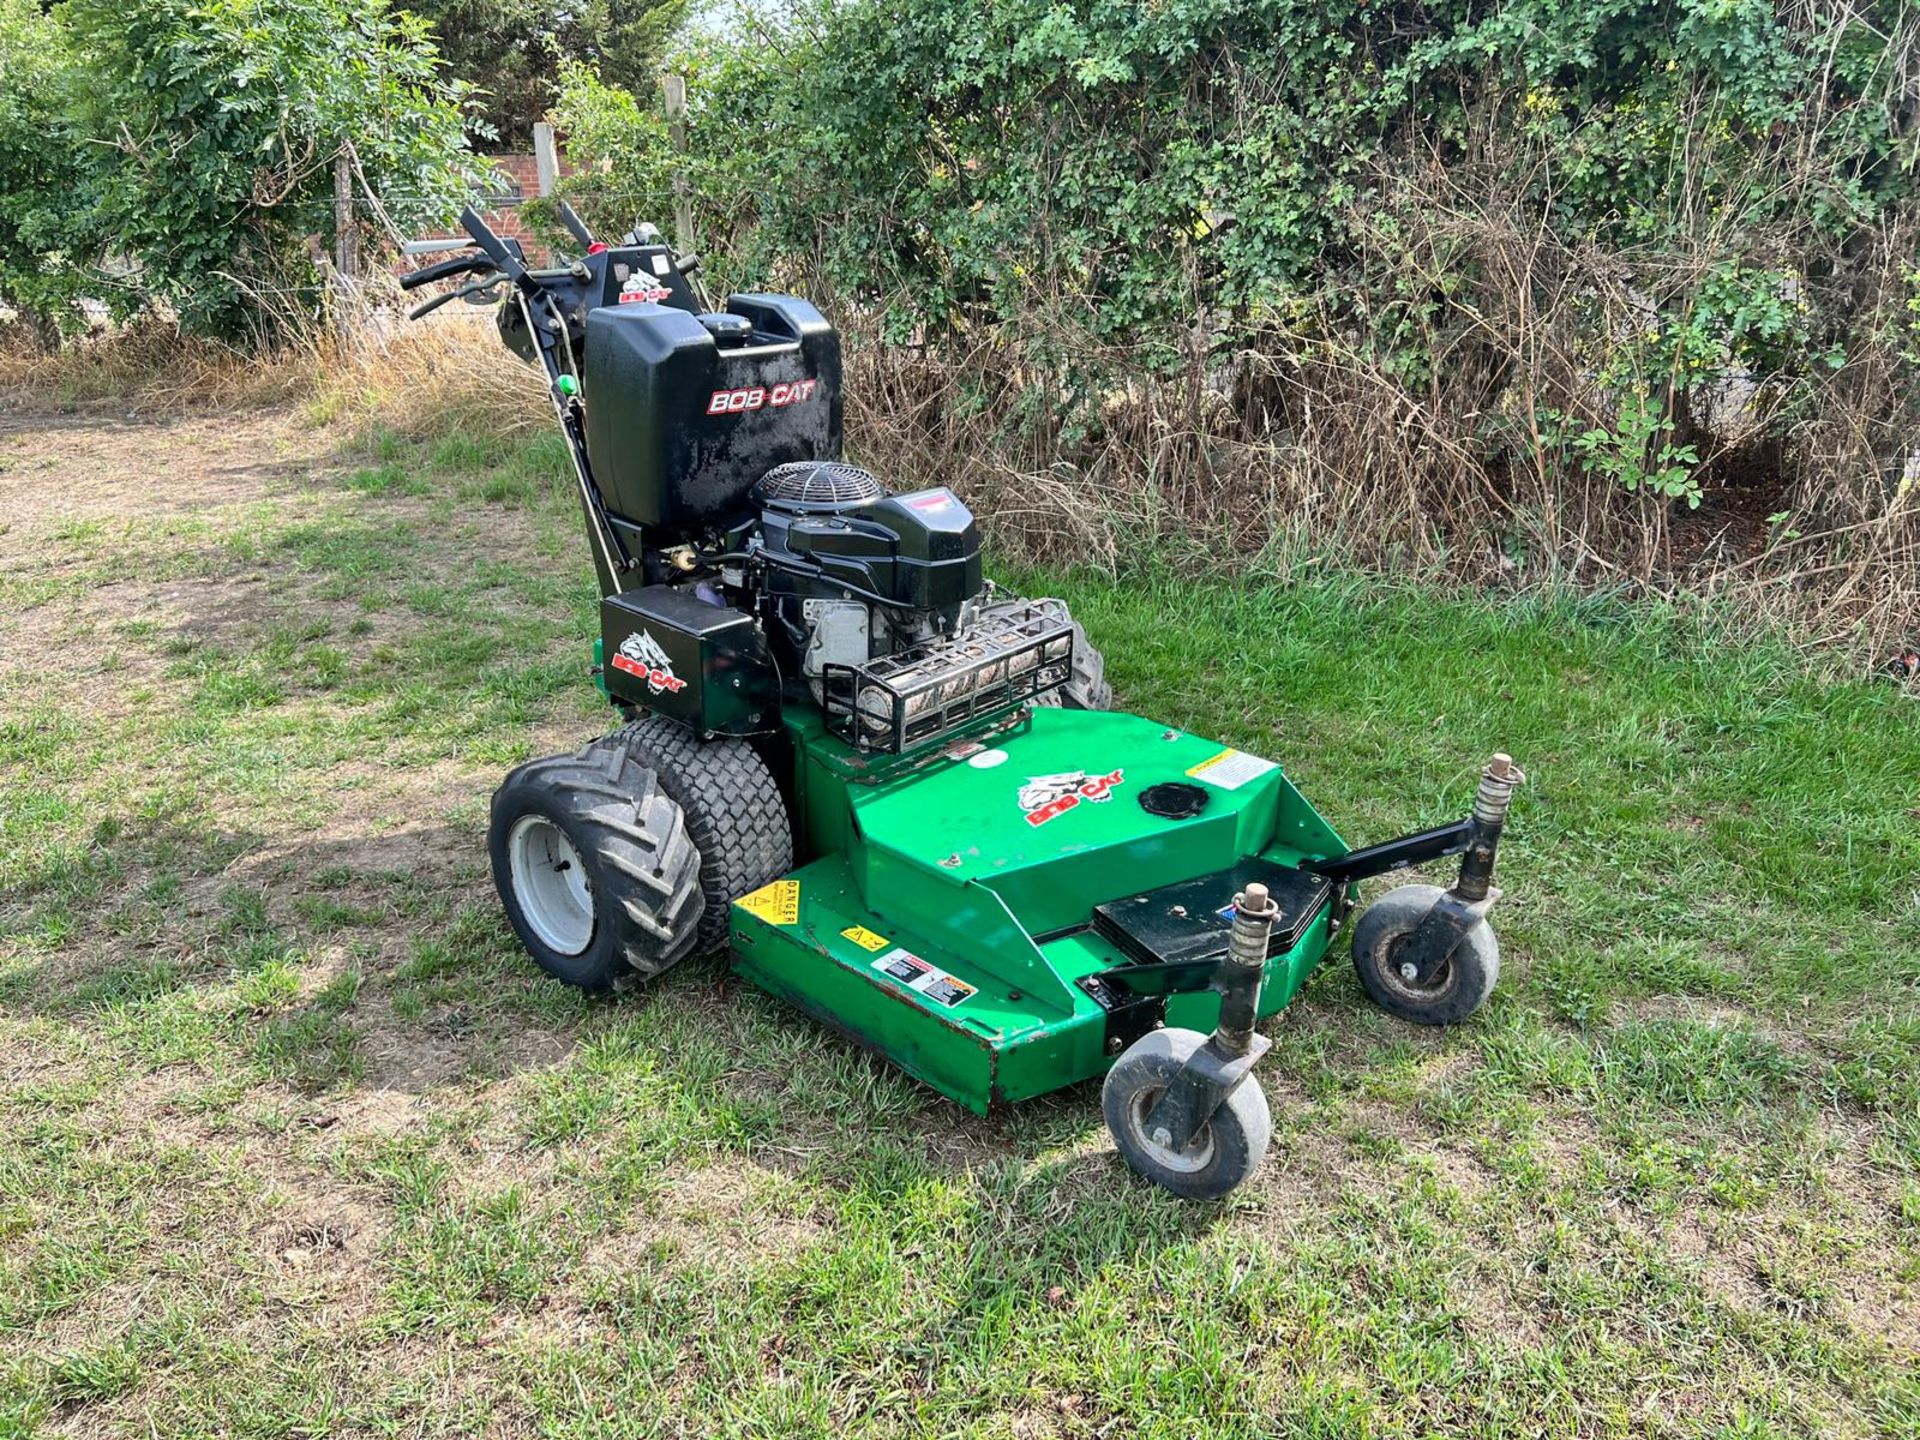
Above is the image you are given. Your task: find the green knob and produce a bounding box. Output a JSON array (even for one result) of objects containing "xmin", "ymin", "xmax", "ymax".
[{"xmin": 556, "ymin": 374, "xmax": 579, "ymax": 398}]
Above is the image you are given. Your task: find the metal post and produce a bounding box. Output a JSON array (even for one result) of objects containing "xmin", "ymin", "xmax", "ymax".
[
  {"xmin": 1212, "ymin": 882, "xmax": 1277, "ymax": 1058},
  {"xmin": 532, "ymin": 122, "xmax": 559, "ymax": 197},
  {"xmin": 1139, "ymin": 881, "xmax": 1279, "ymax": 1153},
  {"xmin": 662, "ymin": 72, "xmax": 694, "ymax": 254},
  {"xmin": 332, "ymin": 152, "xmax": 359, "ymax": 336}
]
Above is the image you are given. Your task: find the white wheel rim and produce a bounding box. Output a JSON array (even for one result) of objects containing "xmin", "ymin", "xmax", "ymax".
[
  {"xmin": 1127, "ymin": 1086, "xmax": 1216, "ymax": 1174},
  {"xmin": 507, "ymin": 815, "xmax": 594, "ymax": 956}
]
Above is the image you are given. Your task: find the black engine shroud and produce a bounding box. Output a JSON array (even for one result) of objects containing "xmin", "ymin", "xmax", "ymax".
[{"xmin": 755, "ymin": 481, "xmax": 982, "ymax": 625}]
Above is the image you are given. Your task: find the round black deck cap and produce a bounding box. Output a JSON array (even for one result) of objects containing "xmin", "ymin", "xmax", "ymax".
[{"xmin": 1138, "ymin": 781, "xmax": 1210, "ymax": 820}]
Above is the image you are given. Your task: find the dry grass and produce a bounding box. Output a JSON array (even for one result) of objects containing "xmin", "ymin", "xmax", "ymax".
[
  {"xmin": 300, "ymin": 309, "xmax": 548, "ymax": 439},
  {"xmin": 835, "ymin": 283, "xmax": 1919, "ymax": 670},
  {"xmin": 0, "ymin": 301, "xmax": 545, "ymax": 439},
  {"xmin": 5, "ymin": 284, "xmax": 1913, "ymax": 670}
]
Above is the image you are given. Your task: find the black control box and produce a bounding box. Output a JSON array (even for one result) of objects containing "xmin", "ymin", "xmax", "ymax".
[{"xmin": 601, "ymin": 585, "xmax": 776, "ymax": 735}]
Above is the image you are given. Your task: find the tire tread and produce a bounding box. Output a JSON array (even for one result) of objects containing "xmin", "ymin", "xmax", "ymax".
[
  {"xmin": 489, "ymin": 740, "xmax": 705, "ymax": 990},
  {"xmin": 605, "ymin": 716, "xmax": 794, "ymax": 955}
]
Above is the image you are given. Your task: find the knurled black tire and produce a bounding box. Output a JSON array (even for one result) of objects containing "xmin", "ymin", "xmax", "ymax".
[
  {"xmin": 489, "ymin": 741, "xmax": 705, "ymax": 993},
  {"xmin": 1350, "ymin": 883, "xmax": 1501, "ymax": 1025},
  {"xmin": 607, "ymin": 715, "xmax": 794, "ymax": 955},
  {"xmin": 1028, "ymin": 601, "xmax": 1111, "ymax": 710}
]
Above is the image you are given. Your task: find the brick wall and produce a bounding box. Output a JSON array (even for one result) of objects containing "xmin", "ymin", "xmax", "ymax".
[{"xmin": 413, "ymin": 151, "xmax": 573, "ymax": 258}]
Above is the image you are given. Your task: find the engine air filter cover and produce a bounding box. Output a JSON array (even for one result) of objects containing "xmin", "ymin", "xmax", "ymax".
[{"xmin": 753, "ymin": 461, "xmax": 886, "ymax": 512}]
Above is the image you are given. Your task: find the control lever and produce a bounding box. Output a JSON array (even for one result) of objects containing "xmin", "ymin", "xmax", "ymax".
[
  {"xmin": 459, "ymin": 206, "xmax": 533, "ymax": 289},
  {"xmin": 399, "ymin": 252, "xmax": 494, "ymax": 291},
  {"xmin": 407, "ymin": 277, "xmax": 504, "ymax": 321},
  {"xmin": 554, "ymin": 201, "xmax": 595, "ymax": 251}
]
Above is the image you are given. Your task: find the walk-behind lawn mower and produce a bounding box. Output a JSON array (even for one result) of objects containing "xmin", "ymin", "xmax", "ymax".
[{"xmin": 401, "ymin": 206, "xmax": 1524, "ymax": 1198}]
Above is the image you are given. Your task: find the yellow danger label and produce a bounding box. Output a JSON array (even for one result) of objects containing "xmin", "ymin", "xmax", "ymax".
[
  {"xmin": 736, "ymin": 879, "xmax": 800, "ymax": 926},
  {"xmin": 840, "ymin": 924, "xmax": 890, "ymax": 952}
]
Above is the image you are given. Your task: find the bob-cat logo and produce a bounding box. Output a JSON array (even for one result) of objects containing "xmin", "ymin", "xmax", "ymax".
[
  {"xmin": 610, "ymin": 630, "xmax": 686, "ymax": 694},
  {"xmin": 706, "ymin": 379, "xmax": 818, "ymax": 415},
  {"xmin": 619, "ymin": 275, "xmax": 672, "ymax": 304},
  {"xmin": 1018, "ymin": 769, "xmax": 1124, "ymax": 828}
]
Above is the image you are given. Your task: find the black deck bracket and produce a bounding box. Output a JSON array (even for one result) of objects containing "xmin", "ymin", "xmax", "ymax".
[
  {"xmin": 1395, "ymin": 886, "xmax": 1501, "ymax": 985},
  {"xmin": 1304, "ymin": 819, "xmax": 1474, "ymax": 888},
  {"xmin": 1077, "ymin": 959, "xmax": 1220, "ymax": 1057},
  {"xmin": 1141, "ymin": 1030, "xmax": 1272, "ymax": 1154}
]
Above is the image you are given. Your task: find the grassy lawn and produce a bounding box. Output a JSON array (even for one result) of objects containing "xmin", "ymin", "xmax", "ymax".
[{"xmin": 1, "ymin": 410, "xmax": 1917, "ymax": 1437}]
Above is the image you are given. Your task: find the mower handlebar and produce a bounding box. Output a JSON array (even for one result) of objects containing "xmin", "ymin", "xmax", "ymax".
[{"xmin": 398, "ymin": 252, "xmax": 495, "ymax": 291}]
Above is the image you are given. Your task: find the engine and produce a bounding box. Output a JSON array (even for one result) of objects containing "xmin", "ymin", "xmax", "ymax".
[
  {"xmin": 737, "ymin": 461, "xmax": 1072, "ymax": 750},
  {"xmin": 578, "ymin": 291, "xmax": 1072, "ymax": 750},
  {"xmin": 748, "ymin": 460, "xmax": 978, "ymax": 669}
]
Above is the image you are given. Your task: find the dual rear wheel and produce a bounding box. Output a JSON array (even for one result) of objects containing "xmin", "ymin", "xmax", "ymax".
[
  {"xmin": 490, "ymin": 604, "xmax": 1111, "ymax": 990},
  {"xmin": 488, "ymin": 717, "xmax": 790, "ymax": 992}
]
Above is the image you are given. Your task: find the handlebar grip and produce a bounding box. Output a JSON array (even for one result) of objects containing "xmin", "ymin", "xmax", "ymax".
[
  {"xmin": 399, "ymin": 253, "xmax": 490, "ymax": 291},
  {"xmin": 555, "ymin": 201, "xmax": 595, "ymax": 250}
]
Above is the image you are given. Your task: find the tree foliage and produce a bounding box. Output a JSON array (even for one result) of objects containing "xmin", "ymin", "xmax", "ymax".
[
  {"xmin": 0, "ymin": 0, "xmax": 487, "ymax": 345},
  {"xmin": 398, "ymin": 0, "xmax": 689, "ymax": 144},
  {"xmin": 558, "ymin": 0, "xmax": 1915, "ymax": 513},
  {"xmin": 0, "ymin": 0, "xmax": 90, "ymax": 342}
]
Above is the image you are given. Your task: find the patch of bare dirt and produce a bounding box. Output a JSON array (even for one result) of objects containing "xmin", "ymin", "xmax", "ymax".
[
  {"xmin": 575, "ymin": 1155, "xmax": 831, "ymax": 1279},
  {"xmin": 0, "ymin": 410, "xmax": 330, "ymax": 533},
  {"xmin": 254, "ymin": 1164, "xmax": 389, "ymax": 1322}
]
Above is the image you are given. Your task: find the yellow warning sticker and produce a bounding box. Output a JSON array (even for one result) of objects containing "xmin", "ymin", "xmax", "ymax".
[
  {"xmin": 736, "ymin": 879, "xmax": 800, "ymax": 926},
  {"xmin": 1186, "ymin": 747, "xmax": 1279, "ymax": 791},
  {"xmin": 841, "ymin": 924, "xmax": 890, "ymax": 952}
]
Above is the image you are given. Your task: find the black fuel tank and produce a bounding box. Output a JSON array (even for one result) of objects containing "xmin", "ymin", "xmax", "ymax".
[{"xmin": 582, "ymin": 295, "xmax": 843, "ymax": 538}]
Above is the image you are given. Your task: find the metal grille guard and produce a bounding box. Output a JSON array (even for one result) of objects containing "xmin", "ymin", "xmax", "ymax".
[{"xmin": 821, "ymin": 601, "xmax": 1075, "ymax": 753}]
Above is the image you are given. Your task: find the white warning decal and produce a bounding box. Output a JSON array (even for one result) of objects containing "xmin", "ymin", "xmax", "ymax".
[
  {"xmin": 871, "ymin": 947, "xmax": 976, "ymax": 1007},
  {"xmin": 1186, "ymin": 748, "xmax": 1278, "ymax": 791}
]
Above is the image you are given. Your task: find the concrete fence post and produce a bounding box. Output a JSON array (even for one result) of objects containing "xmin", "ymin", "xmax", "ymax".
[
  {"xmin": 662, "ymin": 73, "xmax": 694, "ymax": 253},
  {"xmin": 533, "ymin": 122, "xmax": 559, "ymax": 198}
]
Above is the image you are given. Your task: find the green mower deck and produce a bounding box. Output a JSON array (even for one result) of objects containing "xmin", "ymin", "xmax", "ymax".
[{"xmin": 729, "ymin": 707, "xmax": 1348, "ymax": 1112}]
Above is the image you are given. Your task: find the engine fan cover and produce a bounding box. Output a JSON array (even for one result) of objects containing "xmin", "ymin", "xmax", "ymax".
[{"xmin": 752, "ymin": 461, "xmax": 886, "ymax": 513}]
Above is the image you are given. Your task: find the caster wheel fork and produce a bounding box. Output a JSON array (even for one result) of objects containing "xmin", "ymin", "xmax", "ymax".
[{"xmin": 1103, "ymin": 881, "xmax": 1282, "ymax": 1200}]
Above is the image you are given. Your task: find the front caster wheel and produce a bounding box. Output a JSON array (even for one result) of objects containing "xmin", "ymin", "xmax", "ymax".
[
  {"xmin": 1350, "ymin": 883, "xmax": 1500, "ymax": 1025},
  {"xmin": 1102, "ymin": 1028, "xmax": 1271, "ymax": 1199}
]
